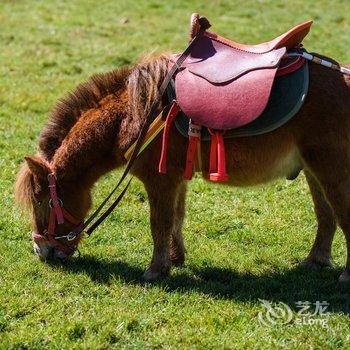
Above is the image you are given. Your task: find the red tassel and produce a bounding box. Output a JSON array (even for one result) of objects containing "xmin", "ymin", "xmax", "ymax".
[{"xmin": 209, "ymin": 132, "xmax": 218, "ymax": 174}]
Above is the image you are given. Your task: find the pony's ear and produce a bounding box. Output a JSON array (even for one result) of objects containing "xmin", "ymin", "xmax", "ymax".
[{"xmin": 24, "ymin": 156, "xmax": 51, "ymax": 181}]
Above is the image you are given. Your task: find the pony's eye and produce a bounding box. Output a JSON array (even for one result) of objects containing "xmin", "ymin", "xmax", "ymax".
[{"xmin": 36, "ymin": 201, "xmax": 42, "ymax": 207}]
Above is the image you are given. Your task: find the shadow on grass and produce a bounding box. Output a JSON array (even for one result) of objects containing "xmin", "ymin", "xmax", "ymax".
[{"xmin": 49, "ymin": 255, "xmax": 350, "ymax": 314}]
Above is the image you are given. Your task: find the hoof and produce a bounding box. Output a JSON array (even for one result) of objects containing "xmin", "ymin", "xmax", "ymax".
[
  {"xmin": 339, "ymin": 271, "xmax": 350, "ymax": 283},
  {"xmin": 143, "ymin": 265, "xmax": 170, "ymax": 282},
  {"xmin": 299, "ymin": 256, "xmax": 334, "ymax": 269}
]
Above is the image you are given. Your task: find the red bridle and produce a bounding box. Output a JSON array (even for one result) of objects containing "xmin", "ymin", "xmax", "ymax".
[{"xmin": 31, "ymin": 173, "xmax": 83, "ymax": 255}]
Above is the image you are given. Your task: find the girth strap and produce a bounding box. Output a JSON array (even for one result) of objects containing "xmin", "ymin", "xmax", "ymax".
[{"xmin": 184, "ymin": 122, "xmax": 201, "ymax": 180}]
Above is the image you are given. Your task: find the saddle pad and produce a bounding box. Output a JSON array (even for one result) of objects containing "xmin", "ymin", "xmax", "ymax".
[
  {"xmin": 174, "ymin": 35, "xmax": 286, "ymax": 130},
  {"xmin": 172, "ymin": 62, "xmax": 309, "ymax": 140}
]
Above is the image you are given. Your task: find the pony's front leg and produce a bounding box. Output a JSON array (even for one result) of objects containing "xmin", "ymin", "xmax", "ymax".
[
  {"xmin": 169, "ymin": 182, "xmax": 187, "ymax": 267},
  {"xmin": 143, "ymin": 175, "xmax": 185, "ymax": 281}
]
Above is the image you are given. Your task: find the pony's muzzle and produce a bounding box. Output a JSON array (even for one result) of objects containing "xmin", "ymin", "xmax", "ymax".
[
  {"xmin": 33, "ymin": 241, "xmax": 54, "ymax": 260},
  {"xmin": 33, "ymin": 240, "xmax": 70, "ymax": 261}
]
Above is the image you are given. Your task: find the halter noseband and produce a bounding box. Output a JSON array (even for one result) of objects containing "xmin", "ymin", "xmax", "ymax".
[{"xmin": 32, "ymin": 173, "xmax": 83, "ymax": 255}]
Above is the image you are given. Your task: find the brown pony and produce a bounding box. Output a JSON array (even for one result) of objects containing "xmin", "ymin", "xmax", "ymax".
[{"xmin": 15, "ymin": 52, "xmax": 350, "ymax": 282}]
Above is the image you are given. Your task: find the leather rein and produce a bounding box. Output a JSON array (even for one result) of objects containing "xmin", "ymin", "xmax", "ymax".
[{"xmin": 32, "ymin": 19, "xmax": 211, "ymax": 255}]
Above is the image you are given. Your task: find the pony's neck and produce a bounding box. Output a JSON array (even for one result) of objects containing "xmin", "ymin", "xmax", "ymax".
[{"xmin": 51, "ymin": 90, "xmax": 130, "ymax": 189}]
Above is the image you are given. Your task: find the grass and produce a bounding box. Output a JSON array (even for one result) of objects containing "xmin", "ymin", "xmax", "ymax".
[{"xmin": 1, "ymin": 0, "xmax": 350, "ymax": 348}]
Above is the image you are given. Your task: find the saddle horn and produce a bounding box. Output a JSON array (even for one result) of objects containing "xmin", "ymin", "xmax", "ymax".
[{"xmin": 189, "ymin": 13, "xmax": 211, "ymax": 40}]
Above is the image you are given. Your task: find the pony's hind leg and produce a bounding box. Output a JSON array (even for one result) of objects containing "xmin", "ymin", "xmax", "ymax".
[
  {"xmin": 169, "ymin": 182, "xmax": 187, "ymax": 267},
  {"xmin": 142, "ymin": 175, "xmax": 185, "ymax": 281},
  {"xmin": 301, "ymin": 170, "xmax": 336, "ymax": 268},
  {"xmin": 301, "ymin": 148, "xmax": 350, "ymax": 282}
]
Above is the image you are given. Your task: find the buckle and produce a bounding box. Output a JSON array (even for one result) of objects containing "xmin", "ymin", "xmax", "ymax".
[
  {"xmin": 188, "ymin": 120, "xmax": 201, "ymax": 138},
  {"xmin": 54, "ymin": 230, "xmax": 85, "ymax": 241},
  {"xmin": 49, "ymin": 198, "xmax": 63, "ymax": 208},
  {"xmin": 66, "ymin": 231, "xmax": 77, "ymax": 241}
]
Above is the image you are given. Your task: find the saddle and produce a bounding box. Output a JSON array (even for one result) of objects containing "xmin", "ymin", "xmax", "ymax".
[{"xmin": 159, "ymin": 14, "xmax": 312, "ymax": 182}]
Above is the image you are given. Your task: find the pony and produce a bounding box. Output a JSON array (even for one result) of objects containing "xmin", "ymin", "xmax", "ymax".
[{"xmin": 15, "ymin": 52, "xmax": 350, "ymax": 282}]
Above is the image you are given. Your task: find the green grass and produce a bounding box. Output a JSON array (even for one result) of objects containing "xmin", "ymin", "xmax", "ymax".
[{"xmin": 1, "ymin": 0, "xmax": 350, "ymax": 349}]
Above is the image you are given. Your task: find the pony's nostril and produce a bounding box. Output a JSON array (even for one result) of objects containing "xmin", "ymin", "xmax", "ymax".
[{"xmin": 53, "ymin": 249, "xmax": 68, "ymax": 260}]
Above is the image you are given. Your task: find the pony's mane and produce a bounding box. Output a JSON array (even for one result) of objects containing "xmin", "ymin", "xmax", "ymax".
[
  {"xmin": 39, "ymin": 66, "xmax": 131, "ymax": 161},
  {"xmin": 39, "ymin": 53, "xmax": 172, "ymax": 161}
]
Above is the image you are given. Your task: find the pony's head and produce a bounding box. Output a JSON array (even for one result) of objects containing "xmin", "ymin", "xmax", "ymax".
[{"xmin": 15, "ymin": 155, "xmax": 90, "ymax": 260}]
